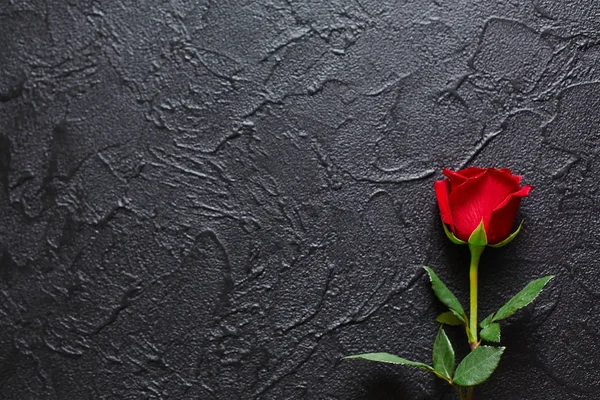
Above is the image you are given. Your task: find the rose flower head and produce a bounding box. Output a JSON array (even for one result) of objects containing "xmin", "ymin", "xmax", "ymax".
[{"xmin": 434, "ymin": 167, "xmax": 532, "ymax": 246}]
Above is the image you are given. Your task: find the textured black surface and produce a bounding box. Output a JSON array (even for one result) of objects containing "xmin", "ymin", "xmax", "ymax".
[{"xmin": 1, "ymin": 1, "xmax": 599, "ymax": 399}]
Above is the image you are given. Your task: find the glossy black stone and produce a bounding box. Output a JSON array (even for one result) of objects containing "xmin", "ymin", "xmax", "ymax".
[{"xmin": 1, "ymin": 1, "xmax": 598, "ymax": 399}]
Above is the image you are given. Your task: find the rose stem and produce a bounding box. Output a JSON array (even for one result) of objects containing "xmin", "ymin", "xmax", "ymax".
[
  {"xmin": 467, "ymin": 386, "xmax": 474, "ymax": 400},
  {"xmin": 456, "ymin": 386, "xmax": 466, "ymax": 400},
  {"xmin": 467, "ymin": 244, "xmax": 485, "ymax": 400},
  {"xmin": 468, "ymin": 245, "xmax": 483, "ymax": 348}
]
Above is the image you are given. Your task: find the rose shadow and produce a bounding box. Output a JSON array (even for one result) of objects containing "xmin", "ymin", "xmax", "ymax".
[
  {"xmin": 350, "ymin": 374, "xmax": 453, "ymax": 400},
  {"xmin": 360, "ymin": 376, "xmax": 413, "ymax": 400}
]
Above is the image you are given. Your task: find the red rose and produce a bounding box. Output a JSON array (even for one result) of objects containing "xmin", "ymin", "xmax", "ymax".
[{"xmin": 434, "ymin": 167, "xmax": 532, "ymax": 245}]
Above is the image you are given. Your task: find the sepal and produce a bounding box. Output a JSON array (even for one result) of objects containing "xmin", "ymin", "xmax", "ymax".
[
  {"xmin": 489, "ymin": 220, "xmax": 523, "ymax": 248},
  {"xmin": 442, "ymin": 220, "xmax": 467, "ymax": 245},
  {"xmin": 468, "ymin": 220, "xmax": 488, "ymax": 247}
]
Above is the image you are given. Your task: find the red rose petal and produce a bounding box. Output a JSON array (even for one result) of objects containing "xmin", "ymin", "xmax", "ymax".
[
  {"xmin": 456, "ymin": 167, "xmax": 487, "ymax": 178},
  {"xmin": 492, "ymin": 184, "xmax": 532, "ymax": 212},
  {"xmin": 494, "ymin": 168, "xmax": 523, "ymax": 184},
  {"xmin": 487, "ymin": 185, "xmax": 532, "ymax": 244},
  {"xmin": 448, "ymin": 169, "xmax": 521, "ymax": 241},
  {"xmin": 434, "ymin": 179, "xmax": 454, "ymax": 229},
  {"xmin": 443, "ymin": 168, "xmax": 469, "ymax": 186}
]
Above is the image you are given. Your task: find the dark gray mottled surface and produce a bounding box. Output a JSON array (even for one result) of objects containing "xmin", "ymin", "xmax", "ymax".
[{"xmin": 0, "ymin": 1, "xmax": 598, "ymax": 399}]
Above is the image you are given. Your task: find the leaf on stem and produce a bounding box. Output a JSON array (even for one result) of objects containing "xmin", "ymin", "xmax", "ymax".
[
  {"xmin": 433, "ymin": 328, "xmax": 455, "ymax": 379},
  {"xmin": 480, "ymin": 313, "xmax": 494, "ymax": 329},
  {"xmin": 480, "ymin": 323, "xmax": 501, "ymax": 343},
  {"xmin": 453, "ymin": 346, "xmax": 505, "ymax": 386},
  {"xmin": 436, "ymin": 311, "xmax": 464, "ymax": 326},
  {"xmin": 423, "ymin": 266, "xmax": 467, "ymax": 323},
  {"xmin": 343, "ymin": 353, "xmax": 433, "ymax": 371},
  {"xmin": 492, "ymin": 276, "xmax": 555, "ymax": 322}
]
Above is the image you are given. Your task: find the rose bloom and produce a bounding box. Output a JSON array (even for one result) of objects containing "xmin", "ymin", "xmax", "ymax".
[{"xmin": 434, "ymin": 167, "xmax": 532, "ymax": 245}]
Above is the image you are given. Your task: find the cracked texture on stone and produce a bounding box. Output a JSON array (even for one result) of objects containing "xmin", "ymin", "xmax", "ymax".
[{"xmin": 1, "ymin": 1, "xmax": 599, "ymax": 399}]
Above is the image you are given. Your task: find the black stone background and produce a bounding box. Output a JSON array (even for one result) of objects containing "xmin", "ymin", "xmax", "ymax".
[{"xmin": 1, "ymin": 1, "xmax": 599, "ymax": 399}]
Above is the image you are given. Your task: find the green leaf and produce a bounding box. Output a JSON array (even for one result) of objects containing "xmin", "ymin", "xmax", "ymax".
[
  {"xmin": 433, "ymin": 328, "xmax": 455, "ymax": 379},
  {"xmin": 343, "ymin": 353, "xmax": 433, "ymax": 371},
  {"xmin": 423, "ymin": 266, "xmax": 466, "ymax": 323},
  {"xmin": 480, "ymin": 313, "xmax": 494, "ymax": 329},
  {"xmin": 436, "ymin": 311, "xmax": 464, "ymax": 326},
  {"xmin": 493, "ymin": 276, "xmax": 555, "ymax": 322},
  {"xmin": 480, "ymin": 323, "xmax": 501, "ymax": 343},
  {"xmin": 442, "ymin": 221, "xmax": 467, "ymax": 245},
  {"xmin": 489, "ymin": 220, "xmax": 523, "ymax": 248},
  {"xmin": 453, "ymin": 346, "xmax": 505, "ymax": 386},
  {"xmin": 467, "ymin": 220, "xmax": 488, "ymax": 247}
]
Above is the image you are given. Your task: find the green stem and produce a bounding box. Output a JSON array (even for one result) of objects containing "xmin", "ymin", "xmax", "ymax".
[
  {"xmin": 455, "ymin": 385, "xmax": 465, "ymax": 400},
  {"xmin": 467, "ymin": 386, "xmax": 474, "ymax": 400},
  {"xmin": 467, "ymin": 245, "xmax": 484, "ymax": 347},
  {"xmin": 466, "ymin": 244, "xmax": 485, "ymax": 399}
]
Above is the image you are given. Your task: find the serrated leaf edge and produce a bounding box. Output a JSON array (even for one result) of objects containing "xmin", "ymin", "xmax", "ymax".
[
  {"xmin": 453, "ymin": 346, "xmax": 505, "ymax": 386},
  {"xmin": 343, "ymin": 353, "xmax": 433, "ymax": 371},
  {"xmin": 423, "ymin": 266, "xmax": 467, "ymax": 323},
  {"xmin": 492, "ymin": 275, "xmax": 555, "ymax": 322},
  {"xmin": 436, "ymin": 311, "xmax": 464, "ymax": 326},
  {"xmin": 433, "ymin": 328, "xmax": 455, "ymax": 379},
  {"xmin": 480, "ymin": 323, "xmax": 501, "ymax": 343}
]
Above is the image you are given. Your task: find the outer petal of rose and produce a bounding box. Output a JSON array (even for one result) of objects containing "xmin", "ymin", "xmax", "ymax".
[
  {"xmin": 487, "ymin": 185, "xmax": 533, "ymax": 244},
  {"xmin": 434, "ymin": 179, "xmax": 455, "ymax": 229},
  {"xmin": 443, "ymin": 168, "xmax": 469, "ymax": 186},
  {"xmin": 495, "ymin": 168, "xmax": 523, "ymax": 184},
  {"xmin": 444, "ymin": 167, "xmax": 489, "ymax": 186},
  {"xmin": 456, "ymin": 167, "xmax": 487, "ymax": 178},
  {"xmin": 448, "ymin": 169, "xmax": 521, "ymax": 241}
]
